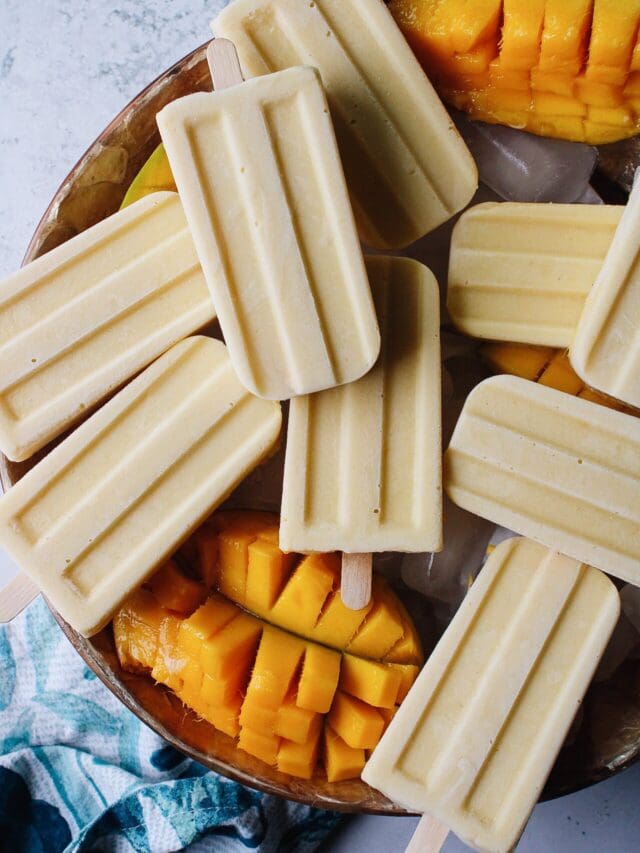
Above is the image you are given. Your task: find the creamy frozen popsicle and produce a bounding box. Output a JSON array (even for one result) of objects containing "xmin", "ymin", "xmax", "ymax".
[
  {"xmin": 157, "ymin": 44, "xmax": 379, "ymax": 400},
  {"xmin": 571, "ymin": 171, "xmax": 640, "ymax": 409},
  {"xmin": 0, "ymin": 192, "xmax": 215, "ymax": 462},
  {"xmin": 0, "ymin": 337, "xmax": 281, "ymax": 637},
  {"xmin": 280, "ymin": 256, "xmax": 442, "ymax": 606},
  {"xmin": 363, "ymin": 536, "xmax": 619, "ymax": 853},
  {"xmin": 448, "ymin": 201, "xmax": 622, "ymax": 347},
  {"xmin": 445, "ymin": 374, "xmax": 640, "ymax": 585},
  {"xmin": 213, "ymin": 0, "xmax": 478, "ymax": 250}
]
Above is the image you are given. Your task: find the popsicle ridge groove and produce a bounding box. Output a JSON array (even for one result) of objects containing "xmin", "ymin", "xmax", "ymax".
[
  {"xmin": 311, "ymin": 0, "xmax": 449, "ymax": 212},
  {"xmin": 1, "ymin": 259, "xmax": 206, "ymax": 419},
  {"xmin": 259, "ymin": 96, "xmax": 337, "ymax": 387},
  {"xmin": 459, "ymin": 560, "xmax": 584, "ymax": 816},
  {"xmin": 183, "ymin": 118, "xmax": 268, "ymax": 395},
  {"xmin": 464, "ymin": 389, "xmax": 640, "ymax": 481},
  {"xmin": 14, "ymin": 345, "xmax": 232, "ymax": 545},
  {"xmin": 447, "ymin": 450, "xmax": 640, "ymax": 559},
  {"xmin": 0, "ymin": 194, "xmax": 183, "ymax": 322}
]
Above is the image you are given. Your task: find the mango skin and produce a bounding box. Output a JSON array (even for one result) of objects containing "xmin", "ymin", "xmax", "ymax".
[{"xmin": 390, "ymin": 0, "xmax": 640, "ymax": 144}]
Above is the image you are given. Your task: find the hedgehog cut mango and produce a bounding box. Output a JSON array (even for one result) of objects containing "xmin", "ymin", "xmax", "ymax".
[
  {"xmin": 390, "ymin": 0, "xmax": 640, "ymax": 143},
  {"xmin": 113, "ymin": 510, "xmax": 423, "ymax": 782}
]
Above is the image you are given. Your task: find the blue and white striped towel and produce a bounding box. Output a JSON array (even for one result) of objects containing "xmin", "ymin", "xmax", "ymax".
[{"xmin": 0, "ymin": 597, "xmax": 342, "ymax": 852}]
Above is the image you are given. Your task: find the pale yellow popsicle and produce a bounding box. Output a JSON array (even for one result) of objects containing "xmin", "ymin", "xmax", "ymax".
[
  {"xmin": 445, "ymin": 375, "xmax": 640, "ymax": 585},
  {"xmin": 448, "ymin": 201, "xmax": 622, "ymax": 346},
  {"xmin": 280, "ymin": 256, "xmax": 442, "ymax": 553},
  {"xmin": 363, "ymin": 537, "xmax": 619, "ymax": 853},
  {"xmin": 571, "ymin": 173, "xmax": 640, "ymax": 409},
  {"xmin": 157, "ymin": 64, "xmax": 379, "ymax": 400},
  {"xmin": 213, "ymin": 0, "xmax": 478, "ymax": 250},
  {"xmin": 0, "ymin": 337, "xmax": 281, "ymax": 637},
  {"xmin": 0, "ymin": 192, "xmax": 214, "ymax": 462}
]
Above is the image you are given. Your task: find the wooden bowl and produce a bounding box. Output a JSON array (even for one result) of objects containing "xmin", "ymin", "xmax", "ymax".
[{"xmin": 3, "ymin": 41, "xmax": 640, "ymax": 814}]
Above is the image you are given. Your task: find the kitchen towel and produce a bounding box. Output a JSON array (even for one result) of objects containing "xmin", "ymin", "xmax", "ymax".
[{"xmin": 0, "ymin": 597, "xmax": 341, "ymax": 852}]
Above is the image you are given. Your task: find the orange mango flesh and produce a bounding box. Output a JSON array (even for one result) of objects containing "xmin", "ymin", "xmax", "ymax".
[
  {"xmin": 112, "ymin": 511, "xmax": 423, "ymax": 782},
  {"xmin": 120, "ymin": 143, "xmax": 176, "ymax": 208},
  {"xmin": 389, "ymin": 0, "xmax": 640, "ymax": 142}
]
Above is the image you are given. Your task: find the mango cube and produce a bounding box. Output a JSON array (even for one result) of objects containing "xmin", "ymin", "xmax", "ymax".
[
  {"xmin": 328, "ymin": 692, "xmax": 385, "ymax": 750},
  {"xmin": 269, "ymin": 553, "xmax": 339, "ymax": 635},
  {"xmin": 275, "ymin": 696, "xmax": 321, "ymax": 745},
  {"xmin": 339, "ymin": 654, "xmax": 402, "ymax": 709},
  {"xmin": 238, "ymin": 728, "xmax": 280, "ymax": 766},
  {"xmin": 323, "ymin": 726, "xmax": 366, "ymax": 783},
  {"xmin": 240, "ymin": 626, "xmax": 305, "ymax": 732},
  {"xmin": 200, "ymin": 612, "xmax": 262, "ymax": 680},
  {"xmin": 277, "ymin": 716, "xmax": 323, "ymax": 779},
  {"xmin": 177, "ymin": 594, "xmax": 238, "ymax": 660},
  {"xmin": 244, "ymin": 538, "xmax": 295, "ymax": 613},
  {"xmin": 538, "ymin": 351, "xmax": 584, "ymax": 395},
  {"xmin": 388, "ymin": 663, "xmax": 421, "ymax": 703},
  {"xmin": 310, "ymin": 590, "xmax": 371, "ymax": 648},
  {"xmin": 148, "ymin": 559, "xmax": 207, "ymax": 616},
  {"xmin": 297, "ymin": 643, "xmax": 341, "ymax": 714},
  {"xmin": 346, "ymin": 582, "xmax": 405, "ymax": 660},
  {"xmin": 203, "ymin": 693, "xmax": 243, "ymax": 739}
]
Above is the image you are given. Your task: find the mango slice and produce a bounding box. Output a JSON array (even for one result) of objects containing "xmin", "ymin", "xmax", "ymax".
[
  {"xmin": 112, "ymin": 510, "xmax": 423, "ymax": 782},
  {"xmin": 390, "ymin": 0, "xmax": 640, "ymax": 143},
  {"xmin": 120, "ymin": 143, "xmax": 176, "ymax": 208}
]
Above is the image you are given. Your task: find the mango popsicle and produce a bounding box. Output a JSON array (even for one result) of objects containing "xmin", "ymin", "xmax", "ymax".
[
  {"xmin": 571, "ymin": 171, "xmax": 640, "ymax": 409},
  {"xmin": 213, "ymin": 0, "xmax": 478, "ymax": 250},
  {"xmin": 0, "ymin": 192, "xmax": 215, "ymax": 462},
  {"xmin": 0, "ymin": 337, "xmax": 281, "ymax": 637},
  {"xmin": 280, "ymin": 256, "xmax": 442, "ymax": 605},
  {"xmin": 363, "ymin": 537, "xmax": 619, "ymax": 853},
  {"xmin": 445, "ymin": 374, "xmax": 640, "ymax": 585},
  {"xmin": 448, "ymin": 201, "xmax": 622, "ymax": 346},
  {"xmin": 157, "ymin": 45, "xmax": 379, "ymax": 400}
]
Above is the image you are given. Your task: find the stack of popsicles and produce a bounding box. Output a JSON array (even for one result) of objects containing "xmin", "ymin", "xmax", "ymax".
[{"xmin": 0, "ymin": 0, "xmax": 639, "ymax": 849}]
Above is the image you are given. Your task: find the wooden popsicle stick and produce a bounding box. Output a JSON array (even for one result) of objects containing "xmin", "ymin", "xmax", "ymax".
[
  {"xmin": 207, "ymin": 38, "xmax": 244, "ymax": 90},
  {"xmin": 341, "ymin": 552, "xmax": 372, "ymax": 610},
  {"xmin": 406, "ymin": 813, "xmax": 450, "ymax": 853},
  {"xmin": 0, "ymin": 572, "xmax": 39, "ymax": 622}
]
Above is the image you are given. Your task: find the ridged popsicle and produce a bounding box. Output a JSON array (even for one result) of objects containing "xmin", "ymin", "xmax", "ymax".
[
  {"xmin": 448, "ymin": 201, "xmax": 622, "ymax": 347},
  {"xmin": 363, "ymin": 536, "xmax": 619, "ymax": 853},
  {"xmin": 280, "ymin": 256, "xmax": 442, "ymax": 554},
  {"xmin": 0, "ymin": 192, "xmax": 214, "ymax": 462},
  {"xmin": 0, "ymin": 337, "xmax": 281, "ymax": 636},
  {"xmin": 157, "ymin": 65, "xmax": 379, "ymax": 400},
  {"xmin": 445, "ymin": 374, "xmax": 640, "ymax": 585}
]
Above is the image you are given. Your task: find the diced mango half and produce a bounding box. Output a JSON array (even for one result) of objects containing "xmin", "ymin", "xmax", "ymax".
[
  {"xmin": 390, "ymin": 0, "xmax": 640, "ymax": 142},
  {"xmin": 112, "ymin": 510, "xmax": 423, "ymax": 782}
]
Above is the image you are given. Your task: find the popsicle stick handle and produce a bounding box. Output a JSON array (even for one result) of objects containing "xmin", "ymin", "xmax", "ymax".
[
  {"xmin": 406, "ymin": 813, "xmax": 449, "ymax": 853},
  {"xmin": 341, "ymin": 552, "xmax": 372, "ymax": 610},
  {"xmin": 0, "ymin": 572, "xmax": 39, "ymax": 622},
  {"xmin": 207, "ymin": 38, "xmax": 244, "ymax": 90}
]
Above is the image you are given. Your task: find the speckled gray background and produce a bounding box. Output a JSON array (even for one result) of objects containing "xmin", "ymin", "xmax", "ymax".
[{"xmin": 2, "ymin": 2, "xmax": 640, "ymax": 851}]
